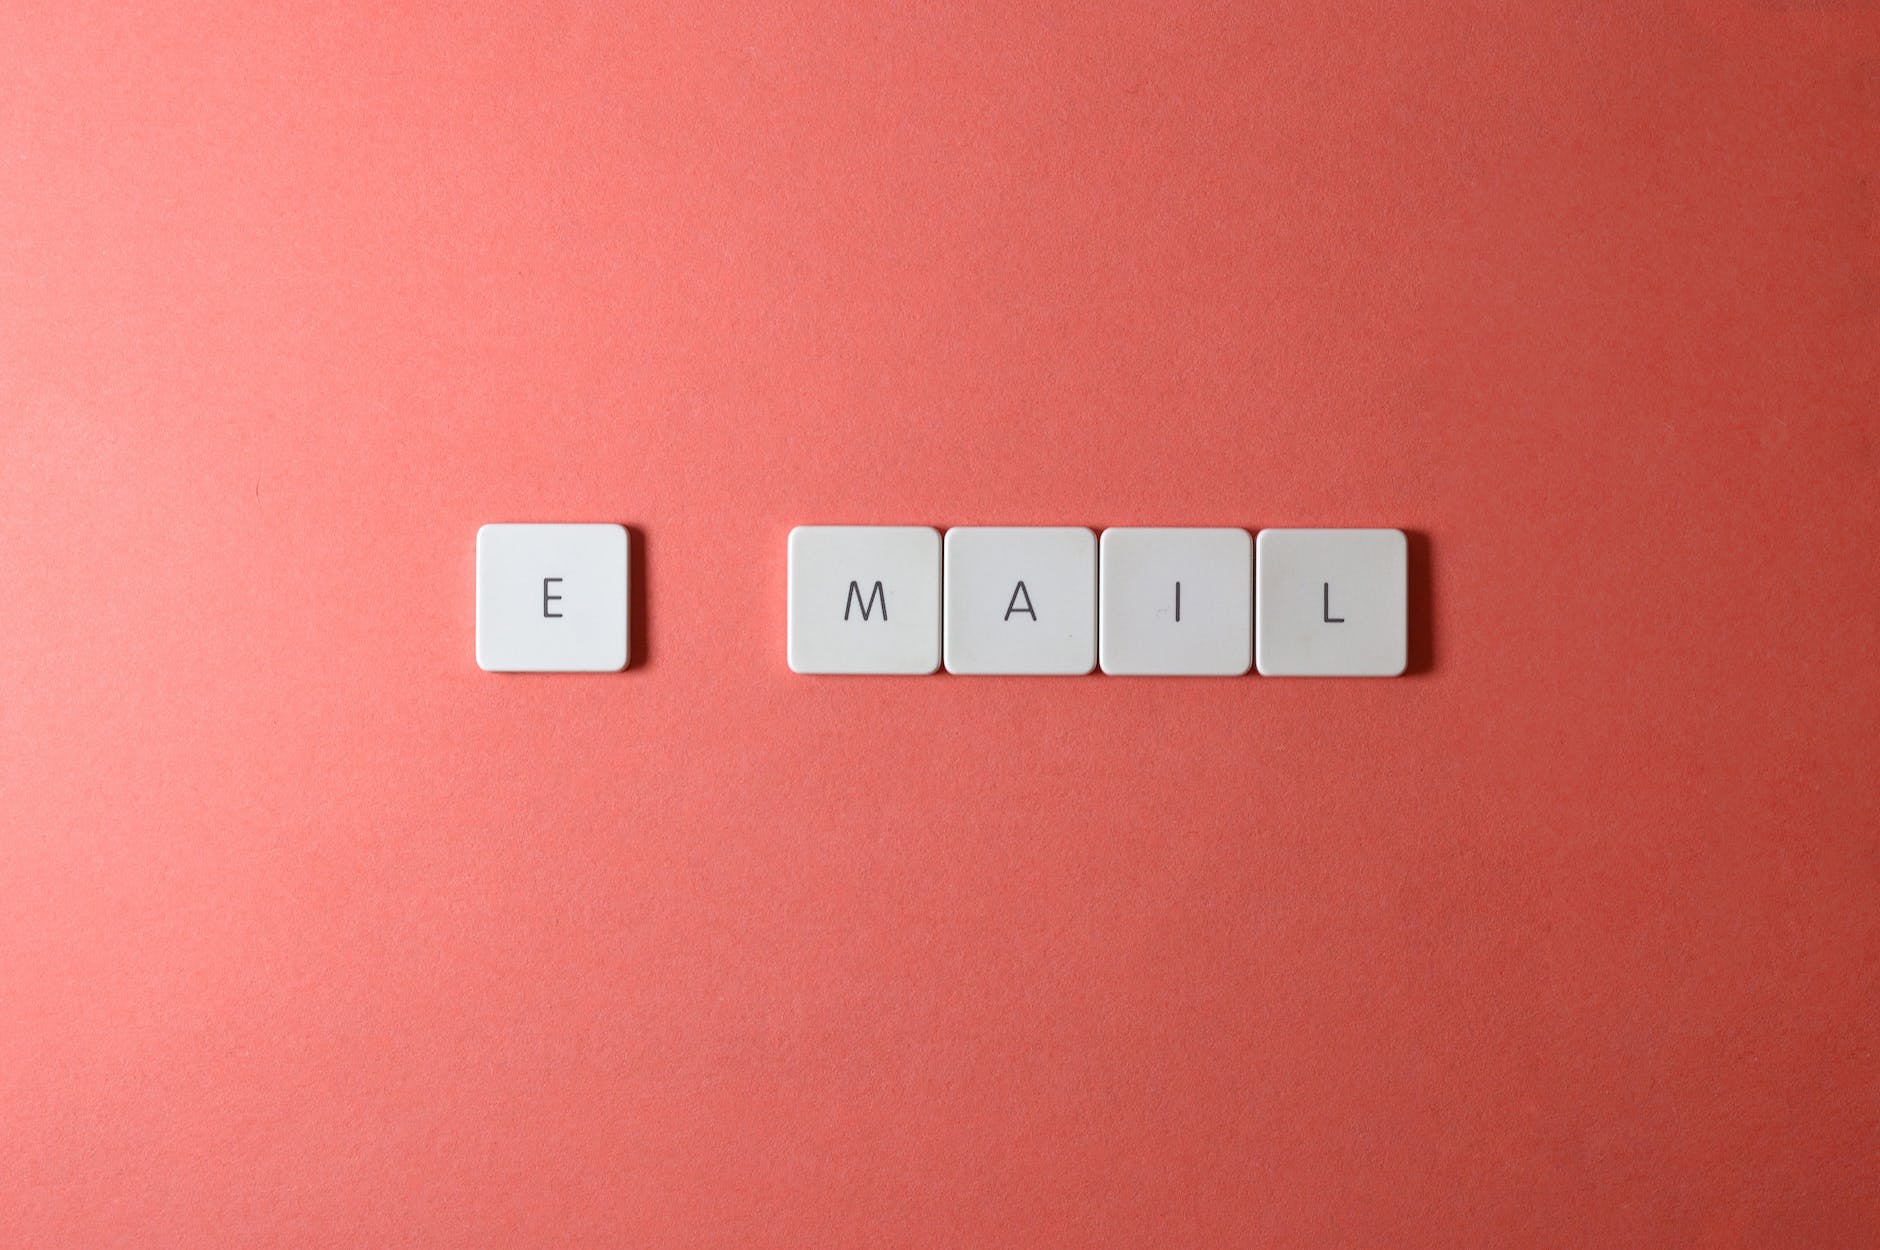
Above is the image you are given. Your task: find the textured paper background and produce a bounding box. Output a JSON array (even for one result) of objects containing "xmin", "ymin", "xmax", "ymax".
[{"xmin": 3, "ymin": 3, "xmax": 1877, "ymax": 1246}]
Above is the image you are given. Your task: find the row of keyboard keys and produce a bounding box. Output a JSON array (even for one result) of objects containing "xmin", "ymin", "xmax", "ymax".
[
  {"xmin": 788, "ymin": 526, "xmax": 1407, "ymax": 677},
  {"xmin": 471, "ymin": 523, "xmax": 1407, "ymax": 676}
]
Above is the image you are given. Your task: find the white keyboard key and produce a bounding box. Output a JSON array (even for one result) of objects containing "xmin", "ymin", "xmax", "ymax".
[
  {"xmin": 788, "ymin": 526, "xmax": 941, "ymax": 674},
  {"xmin": 476, "ymin": 523, "xmax": 629, "ymax": 672},
  {"xmin": 1098, "ymin": 527, "xmax": 1252, "ymax": 676},
  {"xmin": 943, "ymin": 527, "xmax": 1096, "ymax": 675},
  {"xmin": 1255, "ymin": 528, "xmax": 1407, "ymax": 676}
]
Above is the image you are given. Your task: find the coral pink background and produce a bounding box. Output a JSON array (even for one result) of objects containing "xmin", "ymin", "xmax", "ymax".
[{"xmin": 4, "ymin": 3, "xmax": 1877, "ymax": 1246}]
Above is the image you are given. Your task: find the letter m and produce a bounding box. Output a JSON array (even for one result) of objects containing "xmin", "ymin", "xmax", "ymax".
[{"xmin": 844, "ymin": 580, "xmax": 887, "ymax": 622}]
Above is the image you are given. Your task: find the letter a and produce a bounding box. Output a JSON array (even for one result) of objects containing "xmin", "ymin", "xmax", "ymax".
[{"xmin": 1004, "ymin": 581, "xmax": 1037, "ymax": 621}]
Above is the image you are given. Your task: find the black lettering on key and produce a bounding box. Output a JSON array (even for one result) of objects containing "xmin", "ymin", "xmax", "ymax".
[
  {"xmin": 1004, "ymin": 581, "xmax": 1037, "ymax": 621},
  {"xmin": 543, "ymin": 577, "xmax": 564, "ymax": 618},
  {"xmin": 845, "ymin": 580, "xmax": 887, "ymax": 621},
  {"xmin": 1322, "ymin": 582, "xmax": 1344, "ymax": 624}
]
